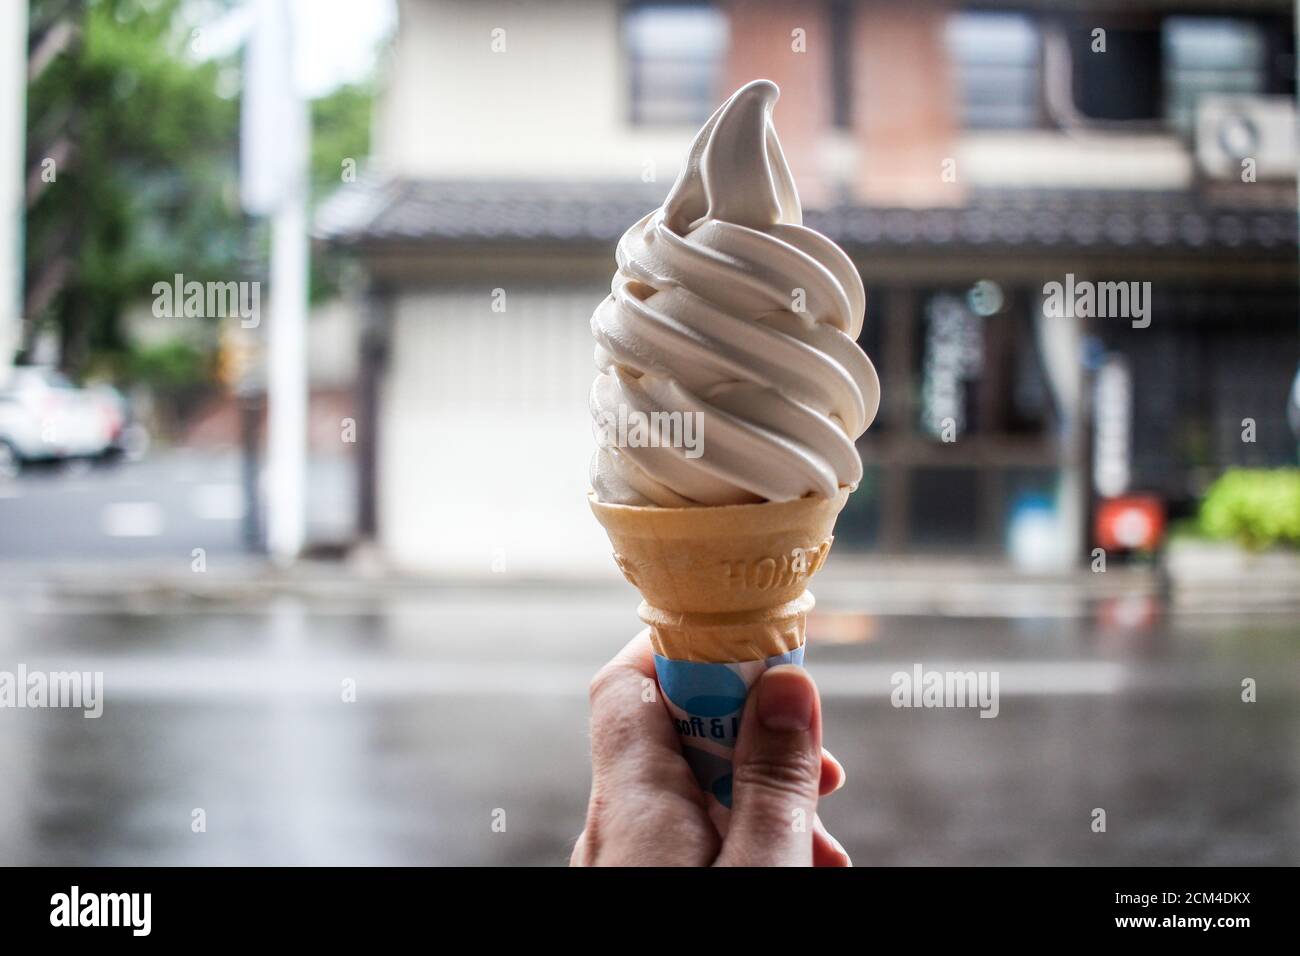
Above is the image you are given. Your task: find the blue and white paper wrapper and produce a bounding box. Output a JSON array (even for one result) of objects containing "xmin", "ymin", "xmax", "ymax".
[{"xmin": 654, "ymin": 645, "xmax": 804, "ymax": 810}]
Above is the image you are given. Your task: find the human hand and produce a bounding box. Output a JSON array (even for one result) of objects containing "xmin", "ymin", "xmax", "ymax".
[{"xmin": 571, "ymin": 630, "xmax": 851, "ymax": 866}]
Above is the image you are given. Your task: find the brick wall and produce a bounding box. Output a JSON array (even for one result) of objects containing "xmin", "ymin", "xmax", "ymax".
[
  {"xmin": 850, "ymin": 4, "xmax": 961, "ymax": 206},
  {"xmin": 721, "ymin": 0, "xmax": 833, "ymax": 205}
]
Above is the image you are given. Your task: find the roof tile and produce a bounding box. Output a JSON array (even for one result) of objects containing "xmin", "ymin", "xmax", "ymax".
[{"xmin": 315, "ymin": 177, "xmax": 1298, "ymax": 256}]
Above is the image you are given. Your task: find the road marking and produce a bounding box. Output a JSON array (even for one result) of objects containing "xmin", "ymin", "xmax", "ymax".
[
  {"xmin": 190, "ymin": 483, "xmax": 245, "ymax": 521},
  {"xmin": 0, "ymin": 657, "xmax": 1144, "ymax": 700},
  {"xmin": 813, "ymin": 662, "xmax": 1127, "ymax": 697},
  {"xmin": 100, "ymin": 502, "xmax": 165, "ymax": 537}
]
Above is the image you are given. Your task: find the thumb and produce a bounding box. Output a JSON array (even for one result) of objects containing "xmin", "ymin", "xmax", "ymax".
[{"xmin": 716, "ymin": 665, "xmax": 822, "ymax": 867}]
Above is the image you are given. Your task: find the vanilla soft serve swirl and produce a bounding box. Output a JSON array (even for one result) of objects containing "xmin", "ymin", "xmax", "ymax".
[{"xmin": 590, "ymin": 79, "xmax": 879, "ymax": 506}]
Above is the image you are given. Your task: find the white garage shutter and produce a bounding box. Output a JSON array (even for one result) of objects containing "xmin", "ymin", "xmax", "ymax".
[{"xmin": 381, "ymin": 283, "xmax": 618, "ymax": 576}]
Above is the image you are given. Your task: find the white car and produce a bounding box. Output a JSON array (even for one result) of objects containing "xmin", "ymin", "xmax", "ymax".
[{"xmin": 0, "ymin": 367, "xmax": 124, "ymax": 476}]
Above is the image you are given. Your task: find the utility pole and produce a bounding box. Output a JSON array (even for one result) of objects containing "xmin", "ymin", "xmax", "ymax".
[
  {"xmin": 241, "ymin": 0, "xmax": 309, "ymax": 565},
  {"xmin": 266, "ymin": 174, "xmax": 309, "ymax": 563}
]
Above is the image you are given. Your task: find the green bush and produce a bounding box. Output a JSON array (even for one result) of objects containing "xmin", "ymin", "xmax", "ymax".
[
  {"xmin": 1199, "ymin": 468, "xmax": 1300, "ymax": 550},
  {"xmin": 124, "ymin": 341, "xmax": 211, "ymax": 390}
]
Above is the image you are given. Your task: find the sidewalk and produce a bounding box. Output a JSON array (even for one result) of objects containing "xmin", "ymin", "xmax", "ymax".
[
  {"xmin": 5, "ymin": 548, "xmax": 1295, "ymax": 617},
  {"xmin": 4, "ymin": 446, "xmax": 1295, "ymax": 614},
  {"xmin": 1163, "ymin": 539, "xmax": 1300, "ymax": 614}
]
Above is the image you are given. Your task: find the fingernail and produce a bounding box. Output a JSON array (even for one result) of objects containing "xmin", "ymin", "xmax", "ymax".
[
  {"xmin": 758, "ymin": 666, "xmax": 814, "ymax": 732},
  {"xmin": 828, "ymin": 752, "xmax": 847, "ymax": 791},
  {"xmin": 828, "ymin": 831, "xmax": 852, "ymax": 866}
]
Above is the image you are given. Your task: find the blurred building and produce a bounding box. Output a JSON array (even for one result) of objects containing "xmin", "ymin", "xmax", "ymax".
[{"xmin": 319, "ymin": 0, "xmax": 1299, "ymax": 574}]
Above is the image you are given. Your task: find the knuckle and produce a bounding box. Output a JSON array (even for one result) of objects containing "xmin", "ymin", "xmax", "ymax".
[
  {"xmin": 733, "ymin": 748, "xmax": 822, "ymax": 801},
  {"xmin": 574, "ymin": 782, "xmax": 664, "ymax": 866},
  {"xmin": 573, "ymin": 788, "xmax": 611, "ymax": 865},
  {"xmin": 587, "ymin": 661, "xmax": 627, "ymax": 707},
  {"xmin": 587, "ymin": 670, "xmax": 646, "ymax": 767},
  {"xmin": 590, "ymin": 704, "xmax": 642, "ymax": 768},
  {"xmin": 569, "ymin": 830, "xmax": 591, "ymax": 866}
]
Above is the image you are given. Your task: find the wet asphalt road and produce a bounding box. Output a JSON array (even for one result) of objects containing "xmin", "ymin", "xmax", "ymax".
[
  {"xmin": 0, "ymin": 585, "xmax": 1295, "ymax": 866},
  {"xmin": 0, "ymin": 450, "xmax": 352, "ymax": 563}
]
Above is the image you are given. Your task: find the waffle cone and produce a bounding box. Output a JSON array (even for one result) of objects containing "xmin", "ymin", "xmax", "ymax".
[{"xmin": 588, "ymin": 487, "xmax": 850, "ymax": 662}]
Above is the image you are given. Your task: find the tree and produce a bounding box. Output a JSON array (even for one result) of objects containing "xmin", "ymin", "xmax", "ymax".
[
  {"xmin": 24, "ymin": 0, "xmax": 376, "ymax": 378},
  {"xmin": 25, "ymin": 0, "xmax": 244, "ymax": 374}
]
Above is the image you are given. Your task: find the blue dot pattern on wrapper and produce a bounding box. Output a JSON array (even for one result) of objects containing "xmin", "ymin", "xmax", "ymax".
[
  {"xmin": 654, "ymin": 646, "xmax": 805, "ymax": 810},
  {"xmin": 655, "ymin": 659, "xmax": 748, "ymax": 717}
]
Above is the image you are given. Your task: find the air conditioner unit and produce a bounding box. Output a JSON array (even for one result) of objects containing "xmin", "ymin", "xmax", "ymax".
[{"xmin": 1195, "ymin": 94, "xmax": 1297, "ymax": 181}]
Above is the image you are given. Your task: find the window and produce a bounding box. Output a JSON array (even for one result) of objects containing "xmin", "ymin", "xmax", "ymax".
[
  {"xmin": 919, "ymin": 293, "xmax": 984, "ymax": 439},
  {"xmin": 946, "ymin": 12, "xmax": 1042, "ymax": 129},
  {"xmin": 829, "ymin": 0, "xmax": 854, "ymax": 129},
  {"xmin": 1061, "ymin": 16, "xmax": 1270, "ymax": 127},
  {"xmin": 1069, "ymin": 22, "xmax": 1163, "ymax": 121},
  {"xmin": 908, "ymin": 468, "xmax": 981, "ymax": 548},
  {"xmin": 624, "ymin": 3, "xmax": 728, "ymax": 126},
  {"xmin": 1163, "ymin": 17, "xmax": 1267, "ymax": 132},
  {"xmin": 915, "ymin": 288, "xmax": 1051, "ymax": 440}
]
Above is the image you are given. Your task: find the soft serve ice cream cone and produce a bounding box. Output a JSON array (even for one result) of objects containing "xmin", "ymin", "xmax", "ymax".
[{"xmin": 587, "ymin": 79, "xmax": 879, "ymax": 810}]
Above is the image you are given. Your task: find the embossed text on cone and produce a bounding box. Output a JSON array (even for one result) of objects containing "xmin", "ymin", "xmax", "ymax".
[{"xmin": 588, "ymin": 487, "xmax": 850, "ymax": 662}]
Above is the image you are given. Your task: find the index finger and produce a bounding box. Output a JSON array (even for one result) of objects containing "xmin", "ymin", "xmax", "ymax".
[{"xmin": 587, "ymin": 629, "xmax": 680, "ymax": 779}]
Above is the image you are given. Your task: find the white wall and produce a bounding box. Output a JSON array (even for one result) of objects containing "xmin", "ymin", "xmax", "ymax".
[
  {"xmin": 957, "ymin": 131, "xmax": 1194, "ymax": 190},
  {"xmin": 379, "ymin": 0, "xmax": 1203, "ymax": 194},
  {"xmin": 380, "ymin": 283, "xmax": 619, "ymax": 576},
  {"xmin": 376, "ymin": 0, "xmax": 696, "ymax": 182}
]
